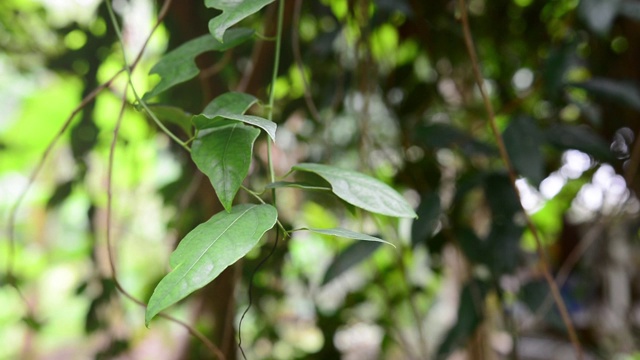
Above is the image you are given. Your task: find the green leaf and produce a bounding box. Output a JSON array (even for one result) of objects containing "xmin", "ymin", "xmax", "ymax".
[
  {"xmin": 545, "ymin": 124, "xmax": 614, "ymax": 162},
  {"xmin": 147, "ymin": 105, "xmax": 193, "ymax": 136},
  {"xmin": 456, "ymin": 228, "xmax": 488, "ymax": 265},
  {"xmin": 298, "ymin": 227, "xmax": 395, "ymax": 247},
  {"xmin": 292, "ymin": 163, "xmax": 417, "ymax": 218},
  {"xmin": 411, "ymin": 192, "xmax": 441, "ymax": 247},
  {"xmin": 192, "ymin": 92, "xmax": 276, "ymax": 140},
  {"xmin": 195, "ymin": 92, "xmax": 259, "ymax": 129},
  {"xmin": 504, "ymin": 116, "xmax": 544, "ymax": 186},
  {"xmin": 47, "ymin": 180, "xmax": 74, "ymax": 209},
  {"xmin": 143, "ymin": 28, "xmax": 254, "ymax": 100},
  {"xmin": 191, "ymin": 123, "xmax": 260, "ymax": 211},
  {"xmin": 145, "ymin": 204, "xmax": 277, "ymax": 326},
  {"xmin": 569, "ymin": 78, "xmax": 640, "ymax": 112},
  {"xmin": 321, "ymin": 241, "xmax": 382, "ymax": 285},
  {"xmin": 205, "ymin": 0, "xmax": 275, "ymax": 42},
  {"xmin": 265, "ymin": 181, "xmax": 332, "ymax": 191},
  {"xmin": 212, "ymin": 113, "xmax": 276, "ymax": 141},
  {"xmin": 415, "ymin": 123, "xmax": 496, "ymax": 156}
]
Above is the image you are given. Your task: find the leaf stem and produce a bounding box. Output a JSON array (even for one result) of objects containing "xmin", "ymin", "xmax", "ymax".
[
  {"xmin": 240, "ymin": 185, "xmax": 289, "ymax": 238},
  {"xmin": 105, "ymin": 0, "xmax": 190, "ymax": 153},
  {"xmin": 266, "ymin": 0, "xmax": 285, "ymax": 189},
  {"xmin": 102, "ymin": 2, "xmax": 224, "ymax": 358},
  {"xmin": 456, "ymin": 1, "xmax": 583, "ymax": 358}
]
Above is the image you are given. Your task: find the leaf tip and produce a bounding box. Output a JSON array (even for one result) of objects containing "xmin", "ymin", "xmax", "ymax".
[{"xmin": 144, "ymin": 311, "xmax": 155, "ymax": 328}]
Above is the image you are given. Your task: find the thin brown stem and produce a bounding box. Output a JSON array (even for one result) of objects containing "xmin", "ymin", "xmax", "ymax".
[
  {"xmin": 5, "ymin": 66, "xmax": 125, "ymax": 307},
  {"xmin": 106, "ymin": 86, "xmax": 225, "ymax": 360},
  {"xmin": 528, "ymin": 219, "xmax": 604, "ymax": 330},
  {"xmin": 103, "ymin": 0, "xmax": 226, "ymax": 358},
  {"xmin": 456, "ymin": 1, "xmax": 584, "ymax": 358}
]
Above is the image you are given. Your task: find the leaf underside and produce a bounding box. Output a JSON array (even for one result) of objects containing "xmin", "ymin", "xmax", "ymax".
[
  {"xmin": 292, "ymin": 163, "xmax": 417, "ymax": 218},
  {"xmin": 299, "ymin": 227, "xmax": 394, "ymax": 247},
  {"xmin": 145, "ymin": 203, "xmax": 277, "ymax": 326},
  {"xmin": 193, "ymin": 92, "xmax": 276, "ymax": 141}
]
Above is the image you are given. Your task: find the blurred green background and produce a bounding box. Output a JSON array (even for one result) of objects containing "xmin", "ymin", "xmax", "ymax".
[{"xmin": 2, "ymin": 0, "xmax": 640, "ymax": 359}]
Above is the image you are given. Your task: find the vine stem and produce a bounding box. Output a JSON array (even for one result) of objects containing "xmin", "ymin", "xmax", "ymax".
[
  {"xmin": 4, "ymin": 66, "xmax": 123, "ymax": 325},
  {"xmin": 266, "ymin": 0, "xmax": 285, "ymax": 188},
  {"xmin": 101, "ymin": 1, "xmax": 225, "ymax": 358},
  {"xmin": 107, "ymin": 84, "xmax": 225, "ymax": 360},
  {"xmin": 456, "ymin": 1, "xmax": 584, "ymax": 358},
  {"xmin": 105, "ymin": 0, "xmax": 190, "ymax": 153},
  {"xmin": 237, "ymin": 2, "xmax": 285, "ymax": 357}
]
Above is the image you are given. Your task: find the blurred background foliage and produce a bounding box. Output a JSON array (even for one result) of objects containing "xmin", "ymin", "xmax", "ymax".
[{"xmin": 2, "ymin": 0, "xmax": 640, "ymax": 359}]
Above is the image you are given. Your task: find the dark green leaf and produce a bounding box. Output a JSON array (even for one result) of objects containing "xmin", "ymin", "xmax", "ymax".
[
  {"xmin": 483, "ymin": 174, "xmax": 524, "ymax": 275},
  {"xmin": 22, "ymin": 314, "xmax": 44, "ymax": 331},
  {"xmin": 47, "ymin": 180, "xmax": 74, "ymax": 209},
  {"xmin": 504, "ymin": 116, "xmax": 545, "ymax": 186},
  {"xmin": 456, "ymin": 228, "xmax": 488, "ymax": 265},
  {"xmin": 205, "ymin": 0, "xmax": 274, "ymax": 42},
  {"xmin": 437, "ymin": 280, "xmax": 489, "ymax": 359},
  {"xmin": 545, "ymin": 124, "xmax": 614, "ymax": 162},
  {"xmin": 70, "ymin": 118, "xmax": 98, "ymax": 161},
  {"xmin": 292, "ymin": 163, "xmax": 417, "ymax": 218},
  {"xmin": 143, "ymin": 29, "xmax": 254, "ymax": 100},
  {"xmin": 298, "ymin": 227, "xmax": 395, "ymax": 247},
  {"xmin": 484, "ymin": 173, "xmax": 521, "ymax": 222},
  {"xmin": 96, "ymin": 340, "xmax": 129, "ymax": 360},
  {"xmin": 191, "ymin": 123, "xmax": 260, "ymax": 211},
  {"xmin": 322, "ymin": 241, "xmax": 382, "ymax": 285},
  {"xmin": 486, "ymin": 223, "xmax": 524, "ymax": 275},
  {"xmin": 569, "ymin": 78, "xmax": 640, "ymax": 112},
  {"xmin": 543, "ymin": 41, "xmax": 579, "ymax": 100},
  {"xmin": 147, "ymin": 105, "xmax": 193, "ymax": 136},
  {"xmin": 415, "ymin": 123, "xmax": 496, "ymax": 156},
  {"xmin": 619, "ymin": 0, "xmax": 640, "ymax": 21},
  {"xmin": 411, "ymin": 192, "xmax": 441, "ymax": 247},
  {"xmin": 145, "ymin": 204, "xmax": 277, "ymax": 325}
]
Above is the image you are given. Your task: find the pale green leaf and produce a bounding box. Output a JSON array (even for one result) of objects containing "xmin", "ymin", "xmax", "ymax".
[
  {"xmin": 292, "ymin": 163, "xmax": 417, "ymax": 218},
  {"xmin": 298, "ymin": 227, "xmax": 395, "ymax": 247},
  {"xmin": 265, "ymin": 181, "xmax": 331, "ymax": 191},
  {"xmin": 206, "ymin": 0, "xmax": 274, "ymax": 42},
  {"xmin": 143, "ymin": 28, "xmax": 254, "ymax": 100},
  {"xmin": 191, "ymin": 123, "xmax": 260, "ymax": 211},
  {"xmin": 145, "ymin": 204, "xmax": 277, "ymax": 326}
]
